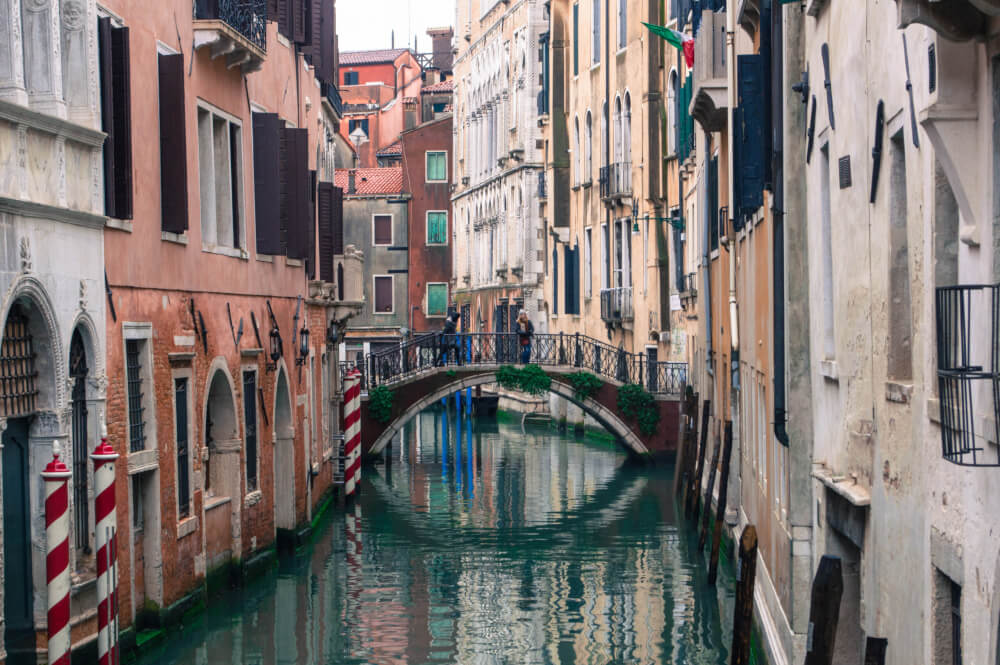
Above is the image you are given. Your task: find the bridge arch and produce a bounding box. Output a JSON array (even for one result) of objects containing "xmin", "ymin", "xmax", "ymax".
[{"xmin": 365, "ymin": 369, "xmax": 652, "ymax": 458}]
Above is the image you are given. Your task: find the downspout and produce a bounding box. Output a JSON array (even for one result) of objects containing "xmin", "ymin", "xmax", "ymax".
[
  {"xmin": 725, "ymin": 0, "xmax": 739, "ymax": 394},
  {"xmin": 703, "ymin": 134, "xmax": 712, "ymax": 370},
  {"xmin": 770, "ymin": 0, "xmax": 789, "ymax": 445}
]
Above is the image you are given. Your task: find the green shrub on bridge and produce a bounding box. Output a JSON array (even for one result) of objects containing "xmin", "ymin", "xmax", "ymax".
[
  {"xmin": 369, "ymin": 386, "xmax": 396, "ymax": 424},
  {"xmin": 566, "ymin": 371, "xmax": 603, "ymax": 401},
  {"xmin": 617, "ymin": 384, "xmax": 661, "ymax": 436},
  {"xmin": 495, "ymin": 364, "xmax": 551, "ymax": 396}
]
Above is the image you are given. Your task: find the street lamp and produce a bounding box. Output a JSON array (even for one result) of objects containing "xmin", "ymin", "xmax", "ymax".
[
  {"xmin": 267, "ymin": 325, "xmax": 281, "ymax": 373},
  {"xmin": 296, "ymin": 325, "xmax": 310, "ymax": 367}
]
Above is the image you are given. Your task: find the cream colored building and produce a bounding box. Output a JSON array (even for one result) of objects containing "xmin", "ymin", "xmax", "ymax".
[{"xmin": 451, "ymin": 0, "xmax": 550, "ymax": 335}]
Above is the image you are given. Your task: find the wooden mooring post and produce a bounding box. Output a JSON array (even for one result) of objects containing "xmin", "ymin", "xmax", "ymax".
[
  {"xmin": 730, "ymin": 524, "xmax": 757, "ymax": 665},
  {"xmin": 804, "ymin": 555, "xmax": 844, "ymax": 665},
  {"xmin": 707, "ymin": 421, "xmax": 733, "ymax": 585},
  {"xmin": 863, "ymin": 637, "xmax": 887, "ymax": 665},
  {"xmin": 676, "ymin": 391, "xmax": 698, "ymax": 498},
  {"xmin": 699, "ymin": 421, "xmax": 722, "ymax": 549},
  {"xmin": 686, "ymin": 398, "xmax": 711, "ymax": 520},
  {"xmin": 674, "ymin": 391, "xmax": 696, "ymax": 497}
]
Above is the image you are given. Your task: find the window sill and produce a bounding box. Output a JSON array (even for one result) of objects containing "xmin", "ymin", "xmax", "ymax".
[
  {"xmin": 285, "ymin": 257, "xmax": 302, "ymax": 267},
  {"xmin": 582, "ymin": 180, "xmax": 592, "ymax": 189},
  {"xmin": 161, "ymin": 231, "xmax": 188, "ymax": 245},
  {"xmin": 819, "ymin": 359, "xmax": 838, "ymax": 381},
  {"xmin": 106, "ymin": 218, "xmax": 133, "ymax": 233},
  {"xmin": 127, "ymin": 448, "xmax": 158, "ymax": 475},
  {"xmin": 205, "ymin": 495, "xmax": 231, "ymax": 511},
  {"xmin": 885, "ymin": 381, "xmax": 913, "ymax": 404},
  {"xmin": 373, "ymin": 312, "xmax": 396, "ymax": 316},
  {"xmin": 244, "ymin": 490, "xmax": 262, "ymax": 508},
  {"xmin": 590, "ymin": 62, "xmax": 601, "ymax": 73},
  {"xmin": 276, "ymin": 32, "xmax": 290, "ymax": 48},
  {"xmin": 256, "ymin": 254, "xmax": 274, "ymax": 263},
  {"xmin": 202, "ymin": 244, "xmax": 248, "ymax": 260},
  {"xmin": 426, "ymin": 179, "xmax": 448, "ymax": 185},
  {"xmin": 572, "ymin": 184, "xmax": 581, "ymax": 191},
  {"xmin": 426, "ymin": 242, "xmax": 448, "ymax": 247},
  {"xmin": 616, "ymin": 47, "xmax": 627, "ymax": 57},
  {"xmin": 710, "ymin": 249, "xmax": 720, "ymax": 261},
  {"xmin": 176, "ymin": 516, "xmax": 198, "ymax": 540}
]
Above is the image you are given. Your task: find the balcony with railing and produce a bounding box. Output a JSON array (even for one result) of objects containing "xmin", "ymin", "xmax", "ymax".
[
  {"xmin": 600, "ymin": 287, "xmax": 634, "ymax": 324},
  {"xmin": 690, "ymin": 10, "xmax": 727, "ymax": 131},
  {"xmin": 599, "ymin": 162, "xmax": 632, "ymax": 201},
  {"xmin": 321, "ymin": 81, "xmax": 344, "ymax": 119},
  {"xmin": 193, "ymin": 0, "xmax": 267, "ymax": 73}
]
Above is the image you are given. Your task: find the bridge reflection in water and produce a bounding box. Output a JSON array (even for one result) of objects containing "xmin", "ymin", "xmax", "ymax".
[{"xmin": 136, "ymin": 407, "xmax": 735, "ymax": 665}]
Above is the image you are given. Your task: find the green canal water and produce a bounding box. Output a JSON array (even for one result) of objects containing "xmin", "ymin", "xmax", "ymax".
[{"xmin": 136, "ymin": 406, "xmax": 742, "ymax": 664}]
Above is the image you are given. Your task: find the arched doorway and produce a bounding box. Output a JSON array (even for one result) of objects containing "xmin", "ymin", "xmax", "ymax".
[
  {"xmin": 204, "ymin": 368, "xmax": 240, "ymax": 568},
  {"xmin": 273, "ymin": 368, "xmax": 295, "ymax": 533}
]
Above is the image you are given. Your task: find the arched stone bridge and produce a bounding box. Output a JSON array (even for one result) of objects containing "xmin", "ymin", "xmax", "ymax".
[{"xmin": 349, "ymin": 333, "xmax": 688, "ymax": 461}]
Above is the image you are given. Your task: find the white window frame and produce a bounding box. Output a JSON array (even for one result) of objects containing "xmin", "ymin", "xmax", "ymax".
[
  {"xmin": 426, "ymin": 210, "xmax": 449, "ymax": 246},
  {"xmin": 425, "ymin": 282, "xmax": 449, "ymax": 318},
  {"xmin": 425, "ymin": 150, "xmax": 448, "ymax": 183},
  {"xmin": 195, "ymin": 100, "xmax": 247, "ymax": 256},
  {"xmin": 123, "ymin": 322, "xmax": 158, "ymax": 464},
  {"xmin": 584, "ymin": 110, "xmax": 593, "ymax": 183},
  {"xmin": 372, "ymin": 213, "xmax": 394, "ymax": 247},
  {"xmin": 373, "ymin": 274, "xmax": 395, "ymax": 314},
  {"xmin": 600, "ymin": 222, "xmax": 609, "ymax": 289},
  {"xmin": 241, "ymin": 366, "xmax": 262, "ymax": 499},
  {"xmin": 584, "ymin": 227, "xmax": 593, "ymax": 298}
]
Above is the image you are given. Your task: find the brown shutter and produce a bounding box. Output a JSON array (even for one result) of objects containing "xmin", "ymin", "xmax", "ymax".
[
  {"xmin": 267, "ymin": 0, "xmax": 279, "ymax": 21},
  {"xmin": 306, "ymin": 169, "xmax": 317, "ymax": 278},
  {"xmin": 253, "ymin": 113, "xmax": 281, "ymax": 254},
  {"xmin": 317, "ymin": 182, "xmax": 334, "ymax": 282},
  {"xmin": 277, "ymin": 0, "xmax": 290, "ymax": 38},
  {"xmin": 332, "ymin": 186, "xmax": 344, "ymax": 255},
  {"xmin": 279, "ymin": 126, "xmax": 291, "ymax": 252},
  {"xmin": 317, "ymin": 0, "xmax": 335, "ymax": 85},
  {"xmin": 375, "ymin": 276, "xmax": 392, "ymax": 313},
  {"xmin": 158, "ymin": 53, "xmax": 188, "ymax": 233},
  {"xmin": 110, "ymin": 25, "xmax": 133, "ymax": 219},
  {"xmin": 98, "ymin": 17, "xmax": 115, "ymax": 217},
  {"xmin": 292, "ymin": 0, "xmax": 306, "ymax": 43},
  {"xmin": 281, "ymin": 127, "xmax": 309, "ymax": 260}
]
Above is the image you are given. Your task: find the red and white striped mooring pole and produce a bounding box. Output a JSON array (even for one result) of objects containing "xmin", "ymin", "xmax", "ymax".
[
  {"xmin": 344, "ymin": 368, "xmax": 362, "ymax": 496},
  {"xmin": 91, "ymin": 425, "xmax": 120, "ymax": 665},
  {"xmin": 41, "ymin": 441, "xmax": 72, "ymax": 665}
]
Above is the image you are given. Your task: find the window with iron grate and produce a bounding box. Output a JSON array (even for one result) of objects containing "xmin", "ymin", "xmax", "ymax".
[
  {"xmin": 0, "ymin": 305, "xmax": 38, "ymax": 418},
  {"xmin": 125, "ymin": 339, "xmax": 146, "ymax": 452}
]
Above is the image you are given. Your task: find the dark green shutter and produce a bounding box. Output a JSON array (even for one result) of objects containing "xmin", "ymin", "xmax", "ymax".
[
  {"xmin": 736, "ymin": 54, "xmax": 764, "ymax": 218},
  {"xmin": 573, "ymin": 4, "xmax": 579, "ymax": 75},
  {"xmin": 252, "ymin": 113, "xmax": 281, "ymax": 254}
]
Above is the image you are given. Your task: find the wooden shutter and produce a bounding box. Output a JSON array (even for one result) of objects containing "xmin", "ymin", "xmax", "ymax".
[
  {"xmin": 292, "ymin": 0, "xmax": 306, "ymax": 43},
  {"xmin": 306, "ymin": 169, "xmax": 317, "ymax": 277},
  {"xmin": 158, "ymin": 53, "xmax": 188, "ymax": 233},
  {"xmin": 317, "ymin": 182, "xmax": 334, "ymax": 282},
  {"xmin": 427, "ymin": 285, "xmax": 447, "ymax": 316},
  {"xmin": 279, "ymin": 126, "xmax": 290, "ymax": 252},
  {"xmin": 374, "ymin": 276, "xmax": 392, "ymax": 313},
  {"xmin": 306, "ymin": 0, "xmax": 321, "ymax": 55},
  {"xmin": 277, "ymin": 0, "xmax": 290, "ymax": 38},
  {"xmin": 98, "ymin": 18, "xmax": 115, "ymax": 217},
  {"xmin": 267, "ymin": 0, "xmax": 279, "ymax": 21},
  {"xmin": 373, "ymin": 215, "xmax": 392, "ymax": 245},
  {"xmin": 332, "ymin": 186, "xmax": 344, "ymax": 255},
  {"xmin": 736, "ymin": 55, "xmax": 764, "ymax": 217},
  {"xmin": 252, "ymin": 113, "xmax": 281, "ymax": 254},
  {"xmin": 316, "ymin": 0, "xmax": 335, "ymax": 85},
  {"xmin": 280, "ymin": 128, "xmax": 309, "ymax": 260}
]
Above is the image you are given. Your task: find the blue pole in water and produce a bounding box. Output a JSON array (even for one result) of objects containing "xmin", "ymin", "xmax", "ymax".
[
  {"xmin": 466, "ymin": 414, "xmax": 474, "ymax": 497},
  {"xmin": 466, "ymin": 387, "xmax": 472, "ymax": 415},
  {"xmin": 441, "ymin": 404, "xmax": 448, "ymax": 482},
  {"xmin": 455, "ymin": 405, "xmax": 462, "ymax": 491}
]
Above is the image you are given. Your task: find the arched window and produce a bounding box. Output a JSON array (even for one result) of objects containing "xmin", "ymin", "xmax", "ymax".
[
  {"xmin": 585, "ymin": 110, "xmax": 593, "ymax": 183},
  {"xmin": 573, "ymin": 116, "xmax": 581, "ymax": 185},
  {"xmin": 601, "ymin": 100, "xmax": 608, "ymax": 168},
  {"xmin": 613, "ymin": 96, "xmax": 623, "ymax": 164},
  {"xmin": 667, "ymin": 70, "xmax": 678, "ymax": 155},
  {"xmin": 623, "ymin": 92, "xmax": 632, "ymax": 165}
]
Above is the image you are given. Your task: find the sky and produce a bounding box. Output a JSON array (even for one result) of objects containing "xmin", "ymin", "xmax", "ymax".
[{"xmin": 337, "ymin": 0, "xmax": 457, "ymax": 53}]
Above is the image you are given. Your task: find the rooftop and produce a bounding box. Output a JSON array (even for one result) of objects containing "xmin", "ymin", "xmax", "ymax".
[
  {"xmin": 334, "ymin": 168, "xmax": 405, "ymax": 195},
  {"xmin": 422, "ymin": 78, "xmax": 455, "ymax": 94},
  {"xmin": 340, "ymin": 48, "xmax": 410, "ymax": 66},
  {"xmin": 376, "ymin": 140, "xmax": 402, "ymax": 157}
]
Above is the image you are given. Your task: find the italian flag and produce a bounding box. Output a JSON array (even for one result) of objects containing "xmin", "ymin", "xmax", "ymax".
[{"xmin": 643, "ymin": 22, "xmax": 694, "ymax": 69}]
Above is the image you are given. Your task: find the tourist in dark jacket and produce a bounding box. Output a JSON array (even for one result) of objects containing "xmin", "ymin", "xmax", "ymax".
[
  {"xmin": 516, "ymin": 310, "xmax": 534, "ymax": 364},
  {"xmin": 435, "ymin": 311, "xmax": 461, "ymax": 366}
]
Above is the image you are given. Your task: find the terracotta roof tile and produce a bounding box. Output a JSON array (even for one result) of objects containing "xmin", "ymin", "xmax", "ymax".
[
  {"xmin": 421, "ymin": 78, "xmax": 455, "ymax": 93},
  {"xmin": 376, "ymin": 140, "xmax": 402, "ymax": 157},
  {"xmin": 334, "ymin": 168, "xmax": 404, "ymax": 195},
  {"xmin": 339, "ymin": 48, "xmax": 409, "ymax": 66}
]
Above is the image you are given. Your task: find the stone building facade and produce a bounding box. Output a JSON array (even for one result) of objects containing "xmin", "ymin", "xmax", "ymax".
[
  {"xmin": 0, "ymin": 0, "xmax": 108, "ymax": 661},
  {"xmin": 451, "ymin": 0, "xmax": 549, "ymax": 338}
]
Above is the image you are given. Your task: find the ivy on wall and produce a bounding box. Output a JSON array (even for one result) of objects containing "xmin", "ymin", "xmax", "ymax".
[
  {"xmin": 495, "ymin": 364, "xmax": 552, "ymax": 396},
  {"xmin": 566, "ymin": 371, "xmax": 603, "ymax": 401},
  {"xmin": 617, "ymin": 384, "xmax": 661, "ymax": 436},
  {"xmin": 368, "ymin": 386, "xmax": 395, "ymax": 424}
]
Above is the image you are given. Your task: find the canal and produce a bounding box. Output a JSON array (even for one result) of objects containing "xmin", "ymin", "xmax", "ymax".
[{"xmin": 137, "ymin": 405, "xmax": 739, "ymax": 664}]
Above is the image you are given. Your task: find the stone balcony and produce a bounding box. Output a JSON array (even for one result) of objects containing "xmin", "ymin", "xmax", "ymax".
[
  {"xmin": 193, "ymin": 0, "xmax": 267, "ymax": 74},
  {"xmin": 690, "ymin": 10, "xmax": 727, "ymax": 132}
]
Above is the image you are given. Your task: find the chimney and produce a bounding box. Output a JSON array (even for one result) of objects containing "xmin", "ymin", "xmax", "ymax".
[
  {"xmin": 428, "ymin": 27, "xmax": 455, "ymax": 73},
  {"xmin": 391, "ymin": 30, "xmax": 394, "ymax": 49},
  {"xmin": 348, "ymin": 170, "xmax": 356, "ymax": 194}
]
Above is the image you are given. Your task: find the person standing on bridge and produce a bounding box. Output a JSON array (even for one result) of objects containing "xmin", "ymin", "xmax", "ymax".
[
  {"xmin": 516, "ymin": 310, "xmax": 534, "ymax": 364},
  {"xmin": 435, "ymin": 311, "xmax": 462, "ymax": 367}
]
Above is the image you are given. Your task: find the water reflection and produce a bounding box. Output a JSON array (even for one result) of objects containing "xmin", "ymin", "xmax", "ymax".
[{"xmin": 138, "ymin": 405, "xmax": 734, "ymax": 665}]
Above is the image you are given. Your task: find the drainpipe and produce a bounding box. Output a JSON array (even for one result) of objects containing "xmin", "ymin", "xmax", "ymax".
[
  {"xmin": 725, "ymin": 0, "xmax": 739, "ymax": 397},
  {"xmin": 770, "ymin": 1, "xmax": 789, "ymax": 446}
]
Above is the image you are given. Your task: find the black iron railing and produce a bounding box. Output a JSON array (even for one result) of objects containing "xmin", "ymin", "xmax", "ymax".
[
  {"xmin": 363, "ymin": 332, "xmax": 686, "ymax": 395},
  {"xmin": 599, "ymin": 161, "xmax": 632, "ymax": 200},
  {"xmin": 935, "ymin": 284, "xmax": 1000, "ymax": 466},
  {"xmin": 195, "ymin": 0, "xmax": 267, "ymax": 52},
  {"xmin": 338, "ymin": 360, "xmax": 367, "ymax": 393},
  {"xmin": 600, "ymin": 287, "xmax": 634, "ymax": 323}
]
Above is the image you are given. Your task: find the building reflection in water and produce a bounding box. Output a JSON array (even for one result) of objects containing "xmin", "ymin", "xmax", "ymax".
[{"xmin": 136, "ymin": 404, "xmax": 734, "ymax": 665}]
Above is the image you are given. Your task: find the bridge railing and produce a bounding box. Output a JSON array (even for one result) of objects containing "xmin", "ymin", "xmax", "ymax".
[{"xmin": 363, "ymin": 332, "xmax": 687, "ymax": 395}]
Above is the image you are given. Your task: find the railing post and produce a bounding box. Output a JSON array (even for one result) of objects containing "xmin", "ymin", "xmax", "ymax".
[
  {"xmin": 559, "ymin": 332, "xmax": 565, "ymax": 365},
  {"xmin": 574, "ymin": 332, "xmax": 581, "ymax": 367},
  {"xmin": 369, "ymin": 354, "xmax": 377, "ymax": 388}
]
